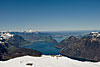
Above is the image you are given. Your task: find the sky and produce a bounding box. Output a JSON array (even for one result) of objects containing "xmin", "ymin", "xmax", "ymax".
[{"xmin": 0, "ymin": 0, "xmax": 100, "ymax": 31}]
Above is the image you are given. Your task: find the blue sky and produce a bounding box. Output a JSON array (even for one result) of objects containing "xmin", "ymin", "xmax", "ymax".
[{"xmin": 0, "ymin": 0, "xmax": 100, "ymax": 31}]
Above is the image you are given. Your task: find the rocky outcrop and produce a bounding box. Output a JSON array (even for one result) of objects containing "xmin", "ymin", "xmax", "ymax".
[
  {"xmin": 2, "ymin": 48, "xmax": 42, "ymax": 61},
  {"xmin": 55, "ymin": 32, "xmax": 100, "ymax": 62}
]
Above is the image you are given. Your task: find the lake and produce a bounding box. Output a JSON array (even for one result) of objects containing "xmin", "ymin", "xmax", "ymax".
[{"xmin": 23, "ymin": 41, "xmax": 60, "ymax": 55}]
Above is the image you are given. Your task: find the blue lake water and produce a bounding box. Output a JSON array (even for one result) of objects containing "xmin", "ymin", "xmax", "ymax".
[{"xmin": 24, "ymin": 41, "xmax": 60, "ymax": 55}]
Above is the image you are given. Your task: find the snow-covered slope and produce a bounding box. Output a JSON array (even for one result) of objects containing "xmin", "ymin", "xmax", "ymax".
[{"xmin": 0, "ymin": 55, "xmax": 100, "ymax": 67}]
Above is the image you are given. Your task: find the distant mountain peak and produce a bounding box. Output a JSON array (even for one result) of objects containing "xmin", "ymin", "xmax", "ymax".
[
  {"xmin": 68, "ymin": 35, "xmax": 77, "ymax": 40},
  {"xmin": 23, "ymin": 30, "xmax": 39, "ymax": 34},
  {"xmin": 82, "ymin": 32, "xmax": 100, "ymax": 39}
]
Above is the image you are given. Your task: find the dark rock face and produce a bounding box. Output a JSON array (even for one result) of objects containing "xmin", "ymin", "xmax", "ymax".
[
  {"xmin": 55, "ymin": 34, "xmax": 100, "ymax": 62},
  {"xmin": 2, "ymin": 48, "xmax": 42, "ymax": 61},
  {"xmin": 0, "ymin": 43, "xmax": 8, "ymax": 54},
  {"xmin": 7, "ymin": 35, "xmax": 30, "ymax": 47},
  {"xmin": 0, "ymin": 53, "xmax": 2, "ymax": 60}
]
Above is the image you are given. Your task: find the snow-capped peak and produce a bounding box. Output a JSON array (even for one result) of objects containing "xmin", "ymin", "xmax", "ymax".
[
  {"xmin": 89, "ymin": 32, "xmax": 100, "ymax": 37},
  {"xmin": 0, "ymin": 32, "xmax": 14, "ymax": 40}
]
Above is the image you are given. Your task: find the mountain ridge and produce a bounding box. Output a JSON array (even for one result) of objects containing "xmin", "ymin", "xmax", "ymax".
[{"xmin": 55, "ymin": 32, "xmax": 100, "ymax": 62}]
